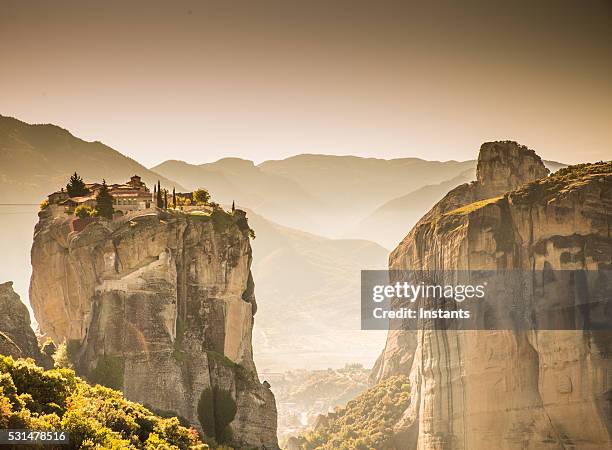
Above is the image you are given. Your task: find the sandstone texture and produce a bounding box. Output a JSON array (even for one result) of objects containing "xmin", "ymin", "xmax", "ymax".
[
  {"xmin": 0, "ymin": 281, "xmax": 46, "ymax": 365},
  {"xmin": 373, "ymin": 142, "xmax": 612, "ymax": 449},
  {"xmin": 30, "ymin": 208, "xmax": 278, "ymax": 449}
]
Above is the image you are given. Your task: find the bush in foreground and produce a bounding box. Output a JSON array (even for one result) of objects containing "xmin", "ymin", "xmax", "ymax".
[{"xmin": 0, "ymin": 355, "xmax": 207, "ymax": 449}]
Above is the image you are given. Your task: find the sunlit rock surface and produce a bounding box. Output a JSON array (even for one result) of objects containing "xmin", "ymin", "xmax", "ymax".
[
  {"xmin": 30, "ymin": 208, "xmax": 278, "ymax": 449},
  {"xmin": 373, "ymin": 142, "xmax": 612, "ymax": 449}
]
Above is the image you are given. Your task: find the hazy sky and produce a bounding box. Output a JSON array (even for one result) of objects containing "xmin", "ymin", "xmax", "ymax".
[{"xmin": 1, "ymin": 0, "xmax": 610, "ymax": 166}]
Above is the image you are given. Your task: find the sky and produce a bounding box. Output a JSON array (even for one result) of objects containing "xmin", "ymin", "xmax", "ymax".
[{"xmin": 0, "ymin": 0, "xmax": 611, "ymax": 167}]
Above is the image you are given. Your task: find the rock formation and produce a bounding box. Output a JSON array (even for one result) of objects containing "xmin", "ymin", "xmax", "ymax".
[
  {"xmin": 30, "ymin": 208, "xmax": 278, "ymax": 449},
  {"xmin": 0, "ymin": 281, "xmax": 46, "ymax": 365},
  {"xmin": 372, "ymin": 142, "xmax": 611, "ymax": 449}
]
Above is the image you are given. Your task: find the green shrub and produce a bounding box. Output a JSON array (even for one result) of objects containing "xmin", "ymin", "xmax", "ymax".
[
  {"xmin": 0, "ymin": 355, "xmax": 206, "ymax": 449},
  {"xmin": 197, "ymin": 388, "xmax": 216, "ymax": 439},
  {"xmin": 53, "ymin": 341, "xmax": 74, "ymax": 369},
  {"xmin": 210, "ymin": 208, "xmax": 233, "ymax": 233},
  {"xmin": 0, "ymin": 356, "xmax": 76, "ymax": 415},
  {"xmin": 74, "ymin": 204, "xmax": 95, "ymax": 219},
  {"xmin": 197, "ymin": 387, "xmax": 237, "ymax": 444},
  {"xmin": 193, "ymin": 188, "xmax": 211, "ymax": 205}
]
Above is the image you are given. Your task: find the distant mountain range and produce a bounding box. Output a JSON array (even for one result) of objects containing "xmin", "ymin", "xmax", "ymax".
[
  {"xmin": 152, "ymin": 155, "xmax": 477, "ymax": 239},
  {"xmin": 0, "ymin": 115, "xmax": 183, "ymax": 203}
]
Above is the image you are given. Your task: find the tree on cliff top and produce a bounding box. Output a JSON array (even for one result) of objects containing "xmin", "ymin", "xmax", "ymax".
[
  {"xmin": 66, "ymin": 172, "xmax": 89, "ymax": 197},
  {"xmin": 193, "ymin": 188, "xmax": 211, "ymax": 205},
  {"xmin": 156, "ymin": 180, "xmax": 163, "ymax": 208},
  {"xmin": 95, "ymin": 179, "xmax": 114, "ymax": 219}
]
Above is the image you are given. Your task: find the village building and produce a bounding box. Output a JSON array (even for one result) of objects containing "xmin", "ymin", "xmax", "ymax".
[
  {"xmin": 48, "ymin": 175, "xmax": 153, "ymax": 215},
  {"xmin": 60, "ymin": 195, "xmax": 97, "ymax": 212},
  {"xmin": 106, "ymin": 175, "xmax": 153, "ymax": 213},
  {"xmin": 48, "ymin": 188, "xmax": 69, "ymax": 205}
]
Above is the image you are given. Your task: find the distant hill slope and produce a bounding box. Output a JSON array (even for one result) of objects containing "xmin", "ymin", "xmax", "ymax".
[
  {"xmin": 245, "ymin": 209, "xmax": 389, "ymax": 372},
  {"xmin": 154, "ymin": 155, "xmax": 477, "ymax": 238},
  {"xmin": 258, "ymin": 154, "xmax": 476, "ymax": 215},
  {"xmin": 289, "ymin": 375, "xmax": 411, "ymax": 450},
  {"xmin": 0, "ymin": 114, "xmax": 183, "ymax": 203},
  {"xmin": 351, "ymin": 169, "xmax": 476, "ymax": 248}
]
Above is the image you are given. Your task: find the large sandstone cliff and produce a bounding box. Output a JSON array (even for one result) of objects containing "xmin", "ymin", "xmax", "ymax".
[
  {"xmin": 373, "ymin": 142, "xmax": 611, "ymax": 449},
  {"xmin": 30, "ymin": 208, "xmax": 278, "ymax": 449}
]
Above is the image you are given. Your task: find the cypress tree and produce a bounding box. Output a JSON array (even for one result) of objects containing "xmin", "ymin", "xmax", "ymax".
[
  {"xmin": 66, "ymin": 172, "xmax": 90, "ymax": 197},
  {"xmin": 156, "ymin": 181, "xmax": 163, "ymax": 208},
  {"xmin": 95, "ymin": 179, "xmax": 114, "ymax": 219},
  {"xmin": 164, "ymin": 190, "xmax": 168, "ymax": 209},
  {"xmin": 172, "ymin": 188, "xmax": 176, "ymax": 209}
]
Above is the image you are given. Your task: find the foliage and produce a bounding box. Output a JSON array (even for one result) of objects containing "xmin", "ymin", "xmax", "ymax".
[
  {"xmin": 39, "ymin": 198, "xmax": 49, "ymax": 210},
  {"xmin": 0, "ymin": 355, "xmax": 76, "ymax": 417},
  {"xmin": 193, "ymin": 188, "xmax": 211, "ymax": 205},
  {"xmin": 95, "ymin": 179, "xmax": 115, "ymax": 219},
  {"xmin": 197, "ymin": 388, "xmax": 216, "ymax": 440},
  {"xmin": 156, "ymin": 181, "xmax": 163, "ymax": 208},
  {"xmin": 510, "ymin": 161, "xmax": 611, "ymax": 205},
  {"xmin": 176, "ymin": 196, "xmax": 192, "ymax": 206},
  {"xmin": 444, "ymin": 195, "xmax": 503, "ymax": 217},
  {"xmin": 41, "ymin": 339, "xmax": 57, "ymax": 360},
  {"xmin": 0, "ymin": 355, "xmax": 206, "ymax": 449},
  {"xmin": 74, "ymin": 204, "xmax": 95, "ymax": 219},
  {"xmin": 66, "ymin": 172, "xmax": 90, "ymax": 197},
  {"xmin": 53, "ymin": 341, "xmax": 74, "ymax": 369},
  {"xmin": 294, "ymin": 375, "xmax": 411, "ymax": 450},
  {"xmin": 197, "ymin": 387, "xmax": 237, "ymax": 444},
  {"xmin": 210, "ymin": 208, "xmax": 233, "ymax": 233}
]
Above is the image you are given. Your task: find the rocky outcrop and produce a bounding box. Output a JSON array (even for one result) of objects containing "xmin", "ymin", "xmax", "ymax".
[
  {"xmin": 476, "ymin": 141, "xmax": 549, "ymax": 195},
  {"xmin": 373, "ymin": 142, "xmax": 611, "ymax": 449},
  {"xmin": 0, "ymin": 281, "xmax": 46, "ymax": 365},
  {"xmin": 30, "ymin": 208, "xmax": 278, "ymax": 449}
]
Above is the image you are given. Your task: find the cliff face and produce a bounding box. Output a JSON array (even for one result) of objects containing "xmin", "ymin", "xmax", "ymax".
[
  {"xmin": 0, "ymin": 281, "xmax": 45, "ymax": 365},
  {"xmin": 373, "ymin": 142, "xmax": 612, "ymax": 449},
  {"xmin": 30, "ymin": 208, "xmax": 278, "ymax": 449}
]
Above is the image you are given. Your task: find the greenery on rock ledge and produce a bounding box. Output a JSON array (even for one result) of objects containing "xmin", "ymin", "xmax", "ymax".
[
  {"xmin": 0, "ymin": 355, "xmax": 206, "ymax": 449},
  {"xmin": 510, "ymin": 161, "xmax": 611, "ymax": 205}
]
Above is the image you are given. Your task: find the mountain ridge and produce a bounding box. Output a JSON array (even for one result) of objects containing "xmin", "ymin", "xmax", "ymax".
[{"xmin": 0, "ymin": 114, "xmax": 185, "ymax": 203}]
